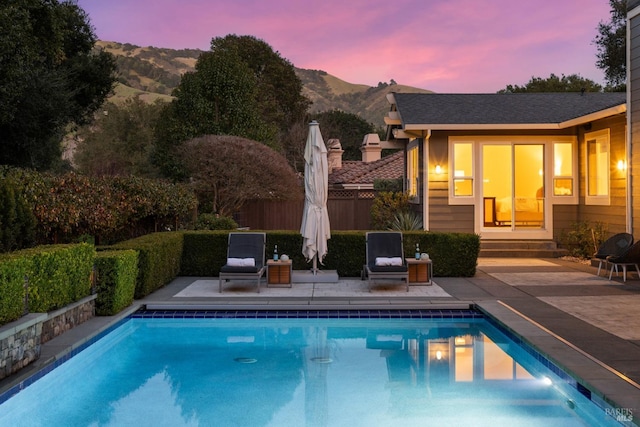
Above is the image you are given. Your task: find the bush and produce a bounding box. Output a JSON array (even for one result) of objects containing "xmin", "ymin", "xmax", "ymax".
[
  {"xmin": 194, "ymin": 214, "xmax": 238, "ymax": 230},
  {"xmin": 370, "ymin": 192, "xmax": 410, "ymax": 230},
  {"xmin": 0, "ymin": 174, "xmax": 36, "ymax": 252},
  {"xmin": 559, "ymin": 221, "xmax": 607, "ymax": 258},
  {"xmin": 389, "ymin": 211, "xmax": 423, "ymax": 231},
  {"xmin": 0, "ymin": 256, "xmax": 30, "ymax": 324},
  {"xmin": 94, "ymin": 250, "xmax": 138, "ymax": 316},
  {"xmin": 181, "ymin": 231, "xmax": 229, "ymax": 276},
  {"xmin": 110, "ymin": 232, "xmax": 183, "ymax": 298}
]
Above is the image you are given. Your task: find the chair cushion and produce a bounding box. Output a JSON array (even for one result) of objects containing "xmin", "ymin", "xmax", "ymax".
[
  {"xmin": 375, "ymin": 257, "xmax": 403, "ymax": 266},
  {"xmin": 369, "ymin": 265, "xmax": 407, "ymax": 273}
]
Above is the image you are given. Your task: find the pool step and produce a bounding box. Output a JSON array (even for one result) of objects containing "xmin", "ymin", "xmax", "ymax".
[{"xmin": 479, "ymin": 240, "xmax": 568, "ymax": 258}]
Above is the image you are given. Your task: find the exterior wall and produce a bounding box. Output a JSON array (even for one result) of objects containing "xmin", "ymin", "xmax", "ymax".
[
  {"xmin": 574, "ymin": 114, "xmax": 628, "ymax": 236},
  {"xmin": 424, "ymin": 119, "xmax": 627, "ymax": 239},
  {"xmin": 630, "ymin": 6, "xmax": 640, "ymax": 237},
  {"xmin": 427, "ymin": 133, "xmax": 475, "ymax": 233}
]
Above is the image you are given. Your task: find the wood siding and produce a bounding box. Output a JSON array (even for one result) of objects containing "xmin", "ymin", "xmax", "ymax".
[{"xmin": 630, "ymin": 9, "xmax": 640, "ymax": 238}]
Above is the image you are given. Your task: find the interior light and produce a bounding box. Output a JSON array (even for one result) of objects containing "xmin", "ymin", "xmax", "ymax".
[
  {"xmin": 435, "ymin": 165, "xmax": 442, "ymax": 174},
  {"xmin": 617, "ymin": 160, "xmax": 627, "ymax": 171},
  {"xmin": 436, "ymin": 350, "xmax": 442, "ymax": 360}
]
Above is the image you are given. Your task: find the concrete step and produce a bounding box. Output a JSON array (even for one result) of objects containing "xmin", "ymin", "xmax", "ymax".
[{"xmin": 479, "ymin": 240, "xmax": 568, "ymax": 258}]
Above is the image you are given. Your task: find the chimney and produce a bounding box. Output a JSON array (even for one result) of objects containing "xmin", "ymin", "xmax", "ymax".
[
  {"xmin": 361, "ymin": 133, "xmax": 382, "ymax": 163},
  {"xmin": 327, "ymin": 138, "xmax": 344, "ymax": 173}
]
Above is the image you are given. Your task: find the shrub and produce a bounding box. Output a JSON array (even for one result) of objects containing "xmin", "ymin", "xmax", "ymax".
[
  {"xmin": 0, "ymin": 174, "xmax": 36, "ymax": 252},
  {"xmin": 194, "ymin": 214, "xmax": 238, "ymax": 230},
  {"xmin": 559, "ymin": 221, "xmax": 607, "ymax": 258},
  {"xmin": 94, "ymin": 250, "xmax": 138, "ymax": 315},
  {"xmin": 110, "ymin": 232, "xmax": 183, "ymax": 298},
  {"xmin": 370, "ymin": 191, "xmax": 410, "ymax": 230},
  {"xmin": 0, "ymin": 256, "xmax": 30, "ymax": 324},
  {"xmin": 389, "ymin": 211, "xmax": 423, "ymax": 231}
]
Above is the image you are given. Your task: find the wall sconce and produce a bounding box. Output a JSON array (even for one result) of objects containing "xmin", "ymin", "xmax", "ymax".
[
  {"xmin": 617, "ymin": 160, "xmax": 627, "ymax": 171},
  {"xmin": 435, "ymin": 165, "xmax": 442, "ymax": 174}
]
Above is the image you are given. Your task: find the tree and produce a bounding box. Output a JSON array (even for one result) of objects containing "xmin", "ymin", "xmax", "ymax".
[
  {"xmin": 0, "ymin": 0, "xmax": 117, "ymax": 170},
  {"xmin": 153, "ymin": 35, "xmax": 310, "ymax": 179},
  {"xmin": 594, "ymin": 0, "xmax": 626, "ymax": 91},
  {"xmin": 74, "ymin": 98, "xmax": 165, "ymax": 177},
  {"xmin": 179, "ymin": 135, "xmax": 303, "ymax": 217},
  {"xmin": 311, "ymin": 110, "xmax": 377, "ymax": 161},
  {"xmin": 497, "ymin": 73, "xmax": 602, "ymax": 93}
]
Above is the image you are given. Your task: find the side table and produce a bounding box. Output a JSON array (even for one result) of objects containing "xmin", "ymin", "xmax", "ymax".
[
  {"xmin": 407, "ymin": 258, "xmax": 432, "ymax": 285},
  {"xmin": 267, "ymin": 259, "xmax": 292, "ymax": 287}
]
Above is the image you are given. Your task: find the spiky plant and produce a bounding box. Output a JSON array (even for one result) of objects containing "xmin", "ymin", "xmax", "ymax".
[{"xmin": 389, "ymin": 211, "xmax": 423, "ymax": 231}]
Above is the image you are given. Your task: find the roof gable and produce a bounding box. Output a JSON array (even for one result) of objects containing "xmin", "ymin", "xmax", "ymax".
[{"xmin": 393, "ymin": 92, "xmax": 626, "ymax": 128}]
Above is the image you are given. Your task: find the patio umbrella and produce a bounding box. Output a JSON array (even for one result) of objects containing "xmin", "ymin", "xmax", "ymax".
[{"xmin": 300, "ymin": 120, "xmax": 330, "ymax": 274}]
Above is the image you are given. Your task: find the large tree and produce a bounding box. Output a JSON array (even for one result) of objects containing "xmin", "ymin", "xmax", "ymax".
[
  {"xmin": 74, "ymin": 98, "xmax": 165, "ymax": 177},
  {"xmin": 497, "ymin": 73, "xmax": 602, "ymax": 93},
  {"xmin": 311, "ymin": 110, "xmax": 377, "ymax": 162},
  {"xmin": 153, "ymin": 35, "xmax": 310, "ymax": 179},
  {"xmin": 0, "ymin": 0, "xmax": 117, "ymax": 170},
  {"xmin": 179, "ymin": 135, "xmax": 302, "ymax": 216},
  {"xmin": 594, "ymin": 0, "xmax": 626, "ymax": 91}
]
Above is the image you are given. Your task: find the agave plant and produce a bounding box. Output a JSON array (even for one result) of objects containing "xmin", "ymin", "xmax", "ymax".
[{"xmin": 389, "ymin": 211, "xmax": 423, "ymax": 231}]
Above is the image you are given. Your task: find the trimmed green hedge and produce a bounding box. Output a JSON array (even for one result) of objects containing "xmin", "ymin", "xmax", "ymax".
[
  {"xmin": 110, "ymin": 232, "xmax": 183, "ymax": 298},
  {"xmin": 181, "ymin": 230, "xmax": 480, "ymax": 277},
  {"xmin": 0, "ymin": 256, "xmax": 30, "ymax": 324},
  {"xmin": 95, "ymin": 250, "xmax": 138, "ymax": 316},
  {"xmin": 0, "ymin": 243, "xmax": 94, "ymax": 319}
]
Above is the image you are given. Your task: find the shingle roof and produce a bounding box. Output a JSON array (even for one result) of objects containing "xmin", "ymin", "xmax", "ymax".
[
  {"xmin": 328, "ymin": 151, "xmax": 403, "ymax": 186},
  {"xmin": 393, "ymin": 92, "xmax": 626, "ymax": 126}
]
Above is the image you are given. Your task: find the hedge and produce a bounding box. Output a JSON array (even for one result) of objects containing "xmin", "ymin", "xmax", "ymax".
[
  {"xmin": 94, "ymin": 250, "xmax": 138, "ymax": 316},
  {"xmin": 180, "ymin": 230, "xmax": 480, "ymax": 278},
  {"xmin": 110, "ymin": 232, "xmax": 183, "ymax": 298},
  {"xmin": 0, "ymin": 243, "xmax": 94, "ymax": 317}
]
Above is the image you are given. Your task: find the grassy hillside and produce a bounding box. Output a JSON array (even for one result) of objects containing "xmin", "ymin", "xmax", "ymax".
[{"xmin": 97, "ymin": 41, "xmax": 432, "ymax": 127}]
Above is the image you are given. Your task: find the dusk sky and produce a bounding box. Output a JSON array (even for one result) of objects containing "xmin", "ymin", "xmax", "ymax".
[{"xmin": 76, "ymin": 0, "xmax": 613, "ymax": 93}]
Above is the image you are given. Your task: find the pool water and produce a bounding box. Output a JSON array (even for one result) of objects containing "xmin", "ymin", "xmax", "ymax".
[{"xmin": 0, "ymin": 313, "xmax": 623, "ymax": 426}]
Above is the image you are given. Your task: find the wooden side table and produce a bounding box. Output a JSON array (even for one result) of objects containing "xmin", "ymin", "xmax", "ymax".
[
  {"xmin": 407, "ymin": 258, "xmax": 433, "ymax": 285},
  {"xmin": 267, "ymin": 259, "xmax": 292, "ymax": 287}
]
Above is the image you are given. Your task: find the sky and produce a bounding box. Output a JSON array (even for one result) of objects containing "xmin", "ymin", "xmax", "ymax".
[{"xmin": 76, "ymin": 0, "xmax": 613, "ymax": 93}]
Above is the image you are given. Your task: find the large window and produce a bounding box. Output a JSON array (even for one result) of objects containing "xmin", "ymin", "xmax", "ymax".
[
  {"xmin": 407, "ymin": 145, "xmax": 419, "ymax": 198},
  {"xmin": 452, "ymin": 142, "xmax": 473, "ymax": 197},
  {"xmin": 585, "ymin": 129, "xmax": 610, "ymax": 205}
]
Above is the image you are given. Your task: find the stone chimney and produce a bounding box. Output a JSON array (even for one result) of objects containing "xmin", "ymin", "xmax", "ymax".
[
  {"xmin": 361, "ymin": 133, "xmax": 382, "ymax": 163},
  {"xmin": 327, "ymin": 138, "xmax": 344, "ymax": 173}
]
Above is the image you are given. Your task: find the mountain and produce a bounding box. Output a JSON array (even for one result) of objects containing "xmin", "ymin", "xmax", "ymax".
[{"xmin": 97, "ymin": 41, "xmax": 432, "ymax": 127}]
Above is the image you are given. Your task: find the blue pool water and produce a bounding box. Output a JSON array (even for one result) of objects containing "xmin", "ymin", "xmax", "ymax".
[{"xmin": 0, "ymin": 310, "xmax": 623, "ymax": 426}]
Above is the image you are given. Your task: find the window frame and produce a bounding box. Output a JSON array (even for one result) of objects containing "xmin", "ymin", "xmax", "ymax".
[{"xmin": 584, "ymin": 129, "xmax": 611, "ymax": 206}]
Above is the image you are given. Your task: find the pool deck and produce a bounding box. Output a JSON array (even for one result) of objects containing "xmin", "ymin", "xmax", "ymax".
[{"xmin": 3, "ymin": 257, "xmax": 640, "ymax": 424}]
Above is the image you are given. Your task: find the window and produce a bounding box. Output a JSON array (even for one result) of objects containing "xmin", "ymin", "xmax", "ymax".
[
  {"xmin": 407, "ymin": 145, "xmax": 419, "ymax": 198},
  {"xmin": 452, "ymin": 142, "xmax": 473, "ymax": 197},
  {"xmin": 585, "ymin": 129, "xmax": 610, "ymax": 205},
  {"xmin": 553, "ymin": 142, "xmax": 573, "ymax": 196}
]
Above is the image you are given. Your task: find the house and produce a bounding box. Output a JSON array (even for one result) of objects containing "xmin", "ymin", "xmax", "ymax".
[
  {"xmin": 327, "ymin": 134, "xmax": 404, "ymax": 191},
  {"xmin": 628, "ymin": 0, "xmax": 640, "ymax": 239},
  {"xmin": 384, "ymin": 92, "xmax": 628, "ymax": 242}
]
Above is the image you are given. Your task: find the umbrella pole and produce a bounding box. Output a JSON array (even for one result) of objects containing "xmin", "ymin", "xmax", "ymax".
[{"xmin": 312, "ymin": 256, "xmax": 318, "ymax": 275}]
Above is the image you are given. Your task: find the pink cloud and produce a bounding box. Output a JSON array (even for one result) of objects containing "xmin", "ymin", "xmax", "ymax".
[{"xmin": 77, "ymin": 0, "xmax": 612, "ymax": 92}]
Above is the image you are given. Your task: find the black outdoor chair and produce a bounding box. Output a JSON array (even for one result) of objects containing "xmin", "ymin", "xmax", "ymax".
[
  {"xmin": 593, "ymin": 232, "xmax": 633, "ymax": 276},
  {"xmin": 607, "ymin": 239, "xmax": 640, "ymax": 282},
  {"xmin": 363, "ymin": 231, "xmax": 409, "ymax": 292},
  {"xmin": 219, "ymin": 232, "xmax": 266, "ymax": 293}
]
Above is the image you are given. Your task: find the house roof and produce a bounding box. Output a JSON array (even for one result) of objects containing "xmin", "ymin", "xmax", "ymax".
[
  {"xmin": 328, "ymin": 151, "xmax": 403, "ymax": 187},
  {"xmin": 392, "ymin": 92, "xmax": 627, "ymax": 131}
]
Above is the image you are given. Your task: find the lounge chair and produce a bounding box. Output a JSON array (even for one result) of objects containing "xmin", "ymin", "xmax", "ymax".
[
  {"xmin": 594, "ymin": 233, "xmax": 633, "ymax": 276},
  {"xmin": 219, "ymin": 232, "xmax": 266, "ymax": 293},
  {"xmin": 363, "ymin": 231, "xmax": 409, "ymax": 292},
  {"xmin": 607, "ymin": 240, "xmax": 640, "ymax": 282}
]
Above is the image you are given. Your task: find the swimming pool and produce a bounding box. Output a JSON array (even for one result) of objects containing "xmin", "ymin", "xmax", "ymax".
[{"xmin": 0, "ymin": 310, "xmax": 624, "ymax": 426}]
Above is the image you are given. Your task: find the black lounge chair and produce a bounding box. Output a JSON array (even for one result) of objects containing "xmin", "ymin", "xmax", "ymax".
[
  {"xmin": 607, "ymin": 239, "xmax": 640, "ymax": 282},
  {"xmin": 593, "ymin": 232, "xmax": 633, "ymax": 276},
  {"xmin": 363, "ymin": 231, "xmax": 409, "ymax": 292},
  {"xmin": 219, "ymin": 232, "xmax": 266, "ymax": 293}
]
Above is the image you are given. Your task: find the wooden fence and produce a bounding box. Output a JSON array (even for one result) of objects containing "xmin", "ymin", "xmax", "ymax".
[{"xmin": 237, "ymin": 189, "xmax": 377, "ymax": 230}]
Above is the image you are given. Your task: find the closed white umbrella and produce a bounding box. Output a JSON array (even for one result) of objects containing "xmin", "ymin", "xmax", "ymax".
[{"xmin": 300, "ymin": 120, "xmax": 330, "ymax": 274}]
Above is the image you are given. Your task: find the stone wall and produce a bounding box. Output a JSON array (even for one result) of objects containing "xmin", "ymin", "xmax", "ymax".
[{"xmin": 0, "ymin": 295, "xmax": 96, "ymax": 380}]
